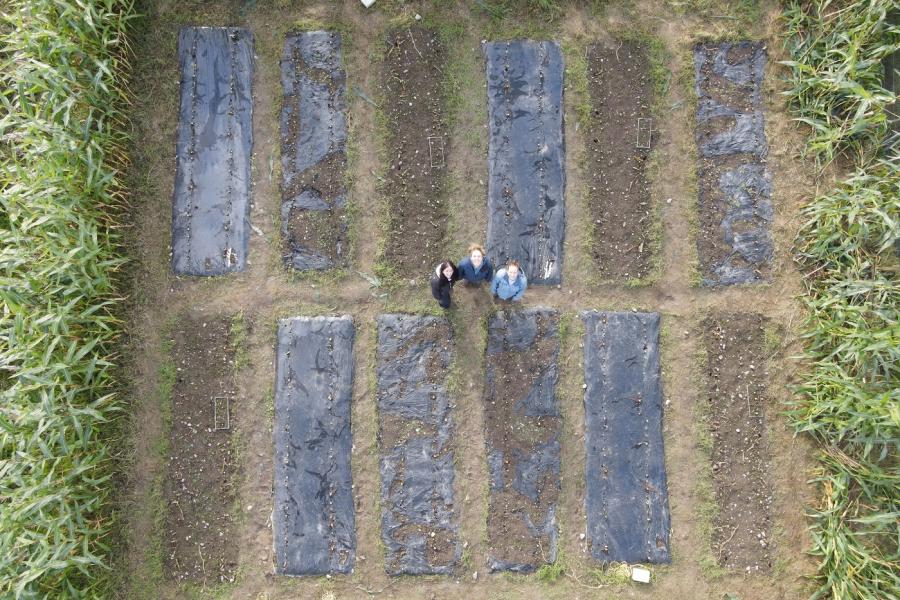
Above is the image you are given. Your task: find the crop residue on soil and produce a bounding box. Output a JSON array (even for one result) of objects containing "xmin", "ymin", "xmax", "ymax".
[
  {"xmin": 694, "ymin": 41, "xmax": 773, "ymax": 286},
  {"xmin": 585, "ymin": 41, "xmax": 656, "ymax": 281},
  {"xmin": 162, "ymin": 313, "xmax": 238, "ymax": 584},
  {"xmin": 379, "ymin": 26, "xmax": 449, "ymax": 274},
  {"xmin": 280, "ymin": 30, "xmax": 349, "ymax": 270},
  {"xmin": 483, "ymin": 308, "xmax": 561, "ymax": 572},
  {"xmin": 702, "ymin": 312, "xmax": 774, "ymax": 572},
  {"xmin": 376, "ymin": 314, "xmax": 460, "ymax": 575}
]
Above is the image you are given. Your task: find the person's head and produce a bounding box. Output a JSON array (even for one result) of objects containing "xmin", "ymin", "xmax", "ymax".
[
  {"xmin": 468, "ymin": 243, "xmax": 485, "ymax": 268},
  {"xmin": 506, "ymin": 259, "xmax": 519, "ymax": 280},
  {"xmin": 439, "ymin": 260, "xmax": 456, "ymax": 281}
]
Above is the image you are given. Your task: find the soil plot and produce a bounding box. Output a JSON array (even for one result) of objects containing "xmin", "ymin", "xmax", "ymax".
[
  {"xmin": 163, "ymin": 314, "xmax": 238, "ymax": 583},
  {"xmin": 273, "ymin": 316, "xmax": 356, "ymax": 575},
  {"xmin": 585, "ymin": 43, "xmax": 656, "ymax": 280},
  {"xmin": 701, "ymin": 313, "xmax": 774, "ymax": 572},
  {"xmin": 280, "ymin": 31, "xmax": 349, "ymax": 270},
  {"xmin": 581, "ymin": 311, "xmax": 670, "ymax": 564},
  {"xmin": 376, "ymin": 315, "xmax": 460, "ymax": 575},
  {"xmin": 172, "ymin": 27, "xmax": 253, "ymax": 276},
  {"xmin": 694, "ymin": 42, "xmax": 773, "ymax": 286},
  {"xmin": 379, "ymin": 27, "xmax": 449, "ymax": 274},
  {"xmin": 485, "ymin": 41, "xmax": 566, "ymax": 285},
  {"xmin": 483, "ymin": 308, "xmax": 561, "ymax": 572}
]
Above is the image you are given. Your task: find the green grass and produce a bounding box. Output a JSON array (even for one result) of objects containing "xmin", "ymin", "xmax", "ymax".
[
  {"xmin": 536, "ymin": 549, "xmax": 567, "ymax": 583},
  {"xmin": 782, "ymin": 0, "xmax": 899, "ymax": 166},
  {"xmin": 783, "ymin": 2, "xmax": 899, "ymax": 599},
  {"xmin": 0, "ymin": 0, "xmax": 135, "ymax": 597}
]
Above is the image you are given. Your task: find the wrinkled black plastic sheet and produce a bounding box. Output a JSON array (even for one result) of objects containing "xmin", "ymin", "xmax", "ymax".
[
  {"xmin": 484, "ymin": 41, "xmax": 565, "ymax": 285},
  {"xmin": 376, "ymin": 315, "xmax": 460, "ymax": 575},
  {"xmin": 172, "ymin": 27, "xmax": 253, "ymax": 276},
  {"xmin": 581, "ymin": 311, "xmax": 671, "ymax": 564},
  {"xmin": 485, "ymin": 308, "xmax": 560, "ymax": 572},
  {"xmin": 273, "ymin": 316, "xmax": 355, "ymax": 575},
  {"xmin": 695, "ymin": 41, "xmax": 773, "ymax": 285},
  {"xmin": 280, "ymin": 31, "xmax": 348, "ymax": 270}
]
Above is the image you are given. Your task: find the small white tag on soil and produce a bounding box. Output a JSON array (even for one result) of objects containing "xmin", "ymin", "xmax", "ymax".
[{"xmin": 631, "ymin": 566, "xmax": 651, "ymax": 583}]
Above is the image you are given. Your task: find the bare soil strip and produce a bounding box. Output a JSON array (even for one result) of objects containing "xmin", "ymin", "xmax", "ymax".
[
  {"xmin": 379, "ymin": 26, "xmax": 449, "ymax": 275},
  {"xmin": 273, "ymin": 316, "xmax": 356, "ymax": 575},
  {"xmin": 701, "ymin": 312, "xmax": 774, "ymax": 572},
  {"xmin": 581, "ymin": 311, "xmax": 670, "ymax": 563},
  {"xmin": 376, "ymin": 315, "xmax": 460, "ymax": 575},
  {"xmin": 483, "ymin": 308, "xmax": 561, "ymax": 572},
  {"xmin": 163, "ymin": 313, "xmax": 238, "ymax": 584},
  {"xmin": 280, "ymin": 31, "xmax": 349, "ymax": 270},
  {"xmin": 172, "ymin": 27, "xmax": 253, "ymax": 276},
  {"xmin": 694, "ymin": 42, "xmax": 773, "ymax": 286},
  {"xmin": 484, "ymin": 41, "xmax": 565, "ymax": 285},
  {"xmin": 585, "ymin": 42, "xmax": 656, "ymax": 281}
]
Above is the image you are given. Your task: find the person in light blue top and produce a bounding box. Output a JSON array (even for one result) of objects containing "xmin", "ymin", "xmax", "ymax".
[{"xmin": 490, "ymin": 259, "xmax": 527, "ymax": 302}]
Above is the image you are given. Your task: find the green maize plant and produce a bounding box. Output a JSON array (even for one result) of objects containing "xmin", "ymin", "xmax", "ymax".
[
  {"xmin": 0, "ymin": 0, "xmax": 135, "ymax": 597},
  {"xmin": 791, "ymin": 157, "xmax": 899, "ymax": 600},
  {"xmin": 785, "ymin": 2, "xmax": 899, "ymax": 598},
  {"xmin": 782, "ymin": 0, "xmax": 899, "ymax": 166}
]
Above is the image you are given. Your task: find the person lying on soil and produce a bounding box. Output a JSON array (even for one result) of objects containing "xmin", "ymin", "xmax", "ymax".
[
  {"xmin": 431, "ymin": 260, "xmax": 460, "ymax": 309},
  {"xmin": 490, "ymin": 259, "xmax": 527, "ymax": 302},
  {"xmin": 457, "ymin": 243, "xmax": 494, "ymax": 285}
]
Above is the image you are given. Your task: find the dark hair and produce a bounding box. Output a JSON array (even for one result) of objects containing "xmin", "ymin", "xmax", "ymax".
[
  {"xmin": 438, "ymin": 260, "xmax": 457, "ymax": 281},
  {"xmin": 507, "ymin": 259, "xmax": 520, "ymax": 268}
]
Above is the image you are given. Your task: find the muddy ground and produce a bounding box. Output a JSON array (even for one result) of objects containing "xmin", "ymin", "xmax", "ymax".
[
  {"xmin": 701, "ymin": 313, "xmax": 774, "ymax": 573},
  {"xmin": 483, "ymin": 309, "xmax": 561, "ymax": 572},
  {"xmin": 120, "ymin": 1, "xmax": 819, "ymax": 599},
  {"xmin": 586, "ymin": 41, "xmax": 656, "ymax": 282},
  {"xmin": 378, "ymin": 25, "xmax": 450, "ymax": 278},
  {"xmin": 163, "ymin": 313, "xmax": 238, "ymax": 585}
]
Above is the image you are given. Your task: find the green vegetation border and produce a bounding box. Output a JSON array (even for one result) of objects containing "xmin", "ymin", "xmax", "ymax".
[
  {"xmin": 782, "ymin": 1, "xmax": 899, "ymax": 598},
  {"xmin": 0, "ymin": 0, "xmax": 136, "ymax": 597}
]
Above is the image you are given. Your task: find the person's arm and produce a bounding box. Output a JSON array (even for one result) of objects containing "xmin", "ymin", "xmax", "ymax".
[
  {"xmin": 490, "ymin": 271, "xmax": 502, "ymax": 295},
  {"xmin": 512, "ymin": 274, "xmax": 527, "ymax": 301},
  {"xmin": 431, "ymin": 276, "xmax": 442, "ymax": 300},
  {"xmin": 483, "ymin": 259, "xmax": 494, "ymax": 281},
  {"xmin": 457, "ymin": 258, "xmax": 469, "ymax": 280}
]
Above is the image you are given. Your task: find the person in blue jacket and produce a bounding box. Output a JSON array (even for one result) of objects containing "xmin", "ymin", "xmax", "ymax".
[
  {"xmin": 457, "ymin": 243, "xmax": 493, "ymax": 285},
  {"xmin": 490, "ymin": 259, "xmax": 527, "ymax": 302}
]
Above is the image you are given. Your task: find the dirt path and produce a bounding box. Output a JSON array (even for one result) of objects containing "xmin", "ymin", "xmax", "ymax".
[{"xmin": 119, "ymin": 1, "xmax": 818, "ymax": 599}]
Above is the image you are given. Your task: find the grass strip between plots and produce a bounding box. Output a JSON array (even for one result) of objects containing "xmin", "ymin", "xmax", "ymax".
[
  {"xmin": 0, "ymin": 0, "xmax": 135, "ymax": 597},
  {"xmin": 782, "ymin": 1, "xmax": 899, "ymax": 599}
]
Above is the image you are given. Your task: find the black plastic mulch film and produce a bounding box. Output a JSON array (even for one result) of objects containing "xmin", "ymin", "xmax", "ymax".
[
  {"xmin": 280, "ymin": 31, "xmax": 349, "ymax": 270},
  {"xmin": 376, "ymin": 315, "xmax": 461, "ymax": 575},
  {"xmin": 485, "ymin": 41, "xmax": 566, "ymax": 285},
  {"xmin": 484, "ymin": 308, "xmax": 561, "ymax": 572},
  {"xmin": 172, "ymin": 27, "xmax": 253, "ymax": 276},
  {"xmin": 273, "ymin": 316, "xmax": 356, "ymax": 576},
  {"xmin": 694, "ymin": 42, "xmax": 773, "ymax": 285},
  {"xmin": 581, "ymin": 311, "xmax": 671, "ymax": 564}
]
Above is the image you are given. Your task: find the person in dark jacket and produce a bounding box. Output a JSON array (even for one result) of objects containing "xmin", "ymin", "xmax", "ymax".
[
  {"xmin": 457, "ymin": 243, "xmax": 494, "ymax": 285},
  {"xmin": 430, "ymin": 260, "xmax": 460, "ymax": 309}
]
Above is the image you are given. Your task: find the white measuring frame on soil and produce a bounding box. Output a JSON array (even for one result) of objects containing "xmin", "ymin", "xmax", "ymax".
[
  {"xmin": 428, "ymin": 135, "xmax": 445, "ymax": 168},
  {"xmin": 636, "ymin": 117, "xmax": 653, "ymax": 149},
  {"xmin": 213, "ymin": 396, "xmax": 231, "ymax": 430}
]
